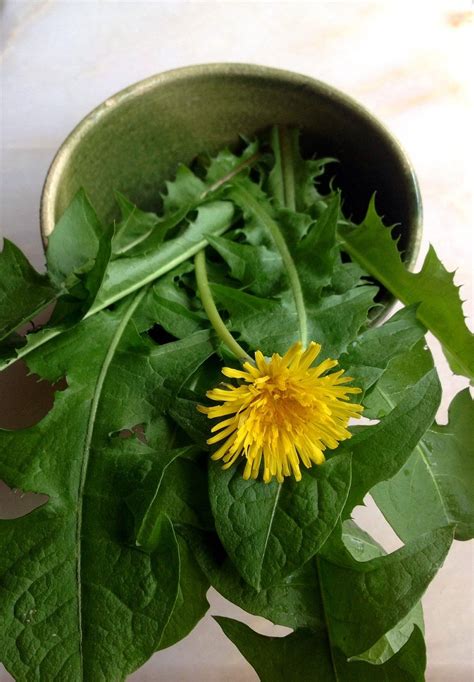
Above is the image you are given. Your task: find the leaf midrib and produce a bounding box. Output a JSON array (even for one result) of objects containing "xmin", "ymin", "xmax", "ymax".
[
  {"xmin": 377, "ymin": 386, "xmax": 450, "ymax": 527},
  {"xmin": 75, "ymin": 288, "xmax": 146, "ymax": 675},
  {"xmin": 230, "ymin": 183, "xmax": 308, "ymax": 346},
  {"xmin": 258, "ymin": 483, "xmax": 282, "ymax": 587}
]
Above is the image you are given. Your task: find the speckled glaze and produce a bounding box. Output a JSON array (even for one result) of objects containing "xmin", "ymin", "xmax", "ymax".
[{"xmin": 40, "ymin": 63, "xmax": 422, "ymax": 301}]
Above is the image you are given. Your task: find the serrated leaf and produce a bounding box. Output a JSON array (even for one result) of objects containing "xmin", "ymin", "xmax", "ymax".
[
  {"xmin": 162, "ymin": 164, "xmax": 206, "ymax": 213},
  {"xmin": 292, "ymin": 194, "xmax": 341, "ymax": 295},
  {"xmin": 206, "ymin": 233, "xmax": 283, "ymax": 297},
  {"xmin": 268, "ymin": 126, "xmax": 337, "ymax": 213},
  {"xmin": 0, "ymin": 294, "xmax": 214, "ymax": 679},
  {"xmin": 0, "ymin": 239, "xmax": 58, "ymax": 342},
  {"xmin": 216, "ymin": 618, "xmax": 426, "ymax": 682},
  {"xmin": 306, "ymin": 285, "xmax": 377, "ymax": 359},
  {"xmin": 340, "ymin": 197, "xmax": 474, "ymax": 380},
  {"xmin": 1, "ymin": 191, "xmax": 112, "ymax": 372},
  {"xmin": 226, "ymin": 177, "xmax": 311, "ymax": 345},
  {"xmin": 210, "ymin": 282, "xmax": 298, "ymax": 354},
  {"xmin": 210, "ymin": 280, "xmax": 376, "ymax": 358},
  {"xmin": 92, "ymin": 200, "xmax": 235, "ymax": 313},
  {"xmin": 203, "ymin": 139, "xmax": 259, "ymax": 185},
  {"xmin": 112, "ymin": 191, "xmax": 161, "ymax": 255},
  {"xmin": 228, "ymin": 173, "xmax": 374, "ymax": 354},
  {"xmin": 135, "ymin": 262, "xmax": 206, "ymax": 339},
  {"xmin": 372, "ymin": 389, "xmax": 474, "ymax": 542},
  {"xmin": 208, "ymin": 454, "xmax": 351, "ymax": 590}
]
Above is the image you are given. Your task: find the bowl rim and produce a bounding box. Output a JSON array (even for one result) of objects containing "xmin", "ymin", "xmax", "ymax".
[{"xmin": 40, "ymin": 61, "xmax": 423, "ymax": 269}]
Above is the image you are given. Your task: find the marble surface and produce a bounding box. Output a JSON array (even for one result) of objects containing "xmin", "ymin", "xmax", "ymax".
[{"xmin": 0, "ymin": 1, "xmax": 473, "ymax": 680}]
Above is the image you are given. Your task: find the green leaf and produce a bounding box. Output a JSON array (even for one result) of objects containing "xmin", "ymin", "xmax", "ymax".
[
  {"xmin": 0, "ymin": 294, "xmax": 213, "ymax": 679},
  {"xmin": 162, "ymin": 164, "xmax": 206, "ymax": 213},
  {"xmin": 182, "ymin": 528, "xmax": 325, "ymax": 631},
  {"xmin": 136, "ymin": 262, "xmax": 207, "ymax": 339},
  {"xmin": 157, "ymin": 535, "xmax": 210, "ymax": 651},
  {"xmin": 128, "ymin": 447, "xmax": 214, "ymax": 535},
  {"xmin": 215, "ymin": 617, "xmax": 426, "ymax": 682},
  {"xmin": 46, "ymin": 188, "xmax": 104, "ymax": 288},
  {"xmin": 227, "ymin": 178, "xmax": 310, "ymax": 346},
  {"xmin": 351, "ymin": 605, "xmax": 424, "ymax": 667},
  {"xmin": 210, "ymin": 280, "xmax": 376, "ymax": 358},
  {"xmin": 148, "ymin": 329, "xmax": 216, "ymax": 396},
  {"xmin": 210, "ymin": 282, "xmax": 297, "ymax": 354},
  {"xmin": 187, "ymin": 520, "xmax": 447, "ymax": 665},
  {"xmin": 342, "ymin": 367, "xmax": 441, "ymax": 516},
  {"xmin": 1, "ymin": 191, "xmax": 112, "ymax": 372},
  {"xmin": 112, "ymin": 191, "xmax": 161, "ymax": 255},
  {"xmin": 306, "ymin": 285, "xmax": 377, "ymax": 359},
  {"xmin": 291, "ymin": 194, "xmax": 341, "ymax": 296},
  {"xmin": 340, "ymin": 197, "xmax": 474, "ymax": 380},
  {"xmin": 342, "ymin": 520, "xmax": 424, "ymax": 665},
  {"xmin": 134, "ymin": 447, "xmax": 192, "ymax": 552},
  {"xmin": 339, "ymin": 306, "xmax": 427, "ymax": 393},
  {"xmin": 328, "ymin": 261, "xmax": 367, "ymax": 295},
  {"xmin": 372, "ymin": 389, "xmax": 474, "ymax": 542},
  {"xmin": 362, "ymin": 338, "xmax": 434, "ymax": 419},
  {"xmin": 268, "ymin": 126, "xmax": 337, "ymax": 213},
  {"xmin": 0, "ymin": 439, "xmax": 181, "ymax": 681},
  {"xmin": 168, "ymin": 394, "xmax": 213, "ymax": 445},
  {"xmin": 206, "ymin": 233, "xmax": 283, "ymax": 297},
  {"xmin": 319, "ymin": 526, "xmax": 452, "ymax": 656},
  {"xmin": 0, "ymin": 239, "xmax": 58, "ymax": 342},
  {"xmin": 92, "ymin": 200, "xmax": 235, "ymax": 313},
  {"xmin": 208, "ymin": 454, "xmax": 351, "ymax": 590},
  {"xmin": 203, "ymin": 139, "xmax": 260, "ymax": 185}
]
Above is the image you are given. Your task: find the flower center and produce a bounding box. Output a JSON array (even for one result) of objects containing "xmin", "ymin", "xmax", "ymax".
[{"xmin": 242, "ymin": 373, "xmax": 327, "ymax": 442}]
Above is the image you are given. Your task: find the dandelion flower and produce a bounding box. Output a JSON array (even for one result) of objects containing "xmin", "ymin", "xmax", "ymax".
[{"xmin": 199, "ymin": 341, "xmax": 363, "ymax": 483}]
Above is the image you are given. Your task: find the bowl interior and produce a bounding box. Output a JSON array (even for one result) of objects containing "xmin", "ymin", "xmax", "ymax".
[{"xmin": 42, "ymin": 64, "xmax": 421, "ymax": 258}]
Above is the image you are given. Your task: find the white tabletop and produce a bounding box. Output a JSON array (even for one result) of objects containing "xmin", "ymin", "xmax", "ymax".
[{"xmin": 1, "ymin": 2, "xmax": 473, "ymax": 680}]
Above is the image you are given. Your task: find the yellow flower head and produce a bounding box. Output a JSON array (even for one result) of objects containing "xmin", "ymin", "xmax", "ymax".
[{"xmin": 199, "ymin": 341, "xmax": 363, "ymax": 483}]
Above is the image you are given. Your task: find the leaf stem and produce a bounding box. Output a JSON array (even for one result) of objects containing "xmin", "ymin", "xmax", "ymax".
[
  {"xmin": 230, "ymin": 183, "xmax": 308, "ymax": 347},
  {"xmin": 277, "ymin": 127, "xmax": 296, "ymax": 211},
  {"xmin": 194, "ymin": 250, "xmax": 250, "ymax": 361},
  {"xmin": 75, "ymin": 286, "xmax": 147, "ymax": 673}
]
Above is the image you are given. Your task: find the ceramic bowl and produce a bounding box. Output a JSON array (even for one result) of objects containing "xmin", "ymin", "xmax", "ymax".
[{"xmin": 40, "ymin": 63, "xmax": 422, "ymax": 289}]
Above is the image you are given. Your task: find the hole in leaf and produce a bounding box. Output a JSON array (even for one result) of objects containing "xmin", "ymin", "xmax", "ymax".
[
  {"xmin": 0, "ymin": 361, "xmax": 67, "ymax": 429},
  {"xmin": 352, "ymin": 494, "xmax": 403, "ymax": 555},
  {"xmin": 0, "ymin": 480, "xmax": 48, "ymax": 519},
  {"xmin": 115, "ymin": 423, "xmax": 147, "ymax": 444},
  {"xmin": 354, "ymin": 416, "xmax": 380, "ymax": 427}
]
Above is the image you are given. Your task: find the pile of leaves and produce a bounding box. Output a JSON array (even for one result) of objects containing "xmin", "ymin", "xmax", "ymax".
[{"xmin": 0, "ymin": 127, "xmax": 472, "ymax": 681}]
